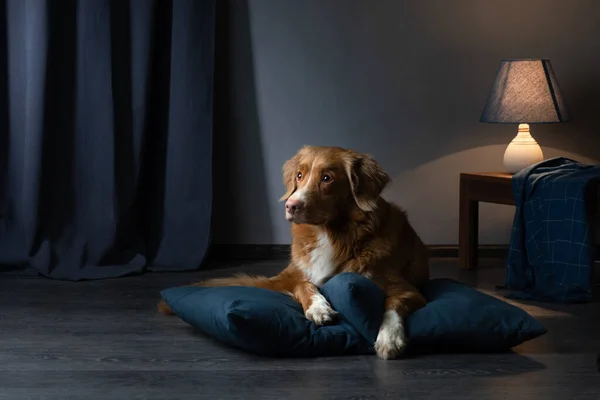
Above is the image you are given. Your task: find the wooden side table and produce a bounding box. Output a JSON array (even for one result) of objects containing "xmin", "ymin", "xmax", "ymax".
[
  {"xmin": 458, "ymin": 172, "xmax": 514, "ymax": 270},
  {"xmin": 459, "ymin": 171, "xmax": 600, "ymax": 270}
]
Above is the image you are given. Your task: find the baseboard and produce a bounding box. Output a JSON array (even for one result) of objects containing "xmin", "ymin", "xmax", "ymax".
[
  {"xmin": 206, "ymin": 244, "xmax": 510, "ymax": 262},
  {"xmin": 427, "ymin": 245, "xmax": 509, "ymax": 259}
]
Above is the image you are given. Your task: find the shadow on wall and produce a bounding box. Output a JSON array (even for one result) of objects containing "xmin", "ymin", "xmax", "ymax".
[
  {"xmin": 211, "ymin": 0, "xmax": 274, "ymax": 244},
  {"xmin": 209, "ymin": 0, "xmax": 600, "ymax": 245}
]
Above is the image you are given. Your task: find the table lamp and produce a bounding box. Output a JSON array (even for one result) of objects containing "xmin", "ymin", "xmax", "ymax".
[{"xmin": 480, "ymin": 59, "xmax": 570, "ymax": 173}]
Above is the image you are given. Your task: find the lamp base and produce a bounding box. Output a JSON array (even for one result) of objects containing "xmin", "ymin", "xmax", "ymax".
[{"xmin": 503, "ymin": 123, "xmax": 544, "ymax": 174}]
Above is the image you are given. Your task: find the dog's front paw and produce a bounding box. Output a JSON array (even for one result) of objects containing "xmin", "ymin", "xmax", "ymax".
[
  {"xmin": 305, "ymin": 293, "xmax": 338, "ymax": 325},
  {"xmin": 374, "ymin": 310, "xmax": 407, "ymax": 360}
]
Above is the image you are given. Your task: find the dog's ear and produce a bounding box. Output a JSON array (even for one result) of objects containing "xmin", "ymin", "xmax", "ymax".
[
  {"xmin": 344, "ymin": 152, "xmax": 390, "ymax": 212},
  {"xmin": 279, "ymin": 147, "xmax": 309, "ymax": 201}
]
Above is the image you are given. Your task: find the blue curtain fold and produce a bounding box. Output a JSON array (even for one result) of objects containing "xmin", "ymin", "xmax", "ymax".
[{"xmin": 0, "ymin": 0, "xmax": 215, "ymax": 280}]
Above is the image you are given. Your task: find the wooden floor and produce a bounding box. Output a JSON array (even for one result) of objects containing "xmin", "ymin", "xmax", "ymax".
[{"xmin": 1, "ymin": 258, "xmax": 599, "ymax": 400}]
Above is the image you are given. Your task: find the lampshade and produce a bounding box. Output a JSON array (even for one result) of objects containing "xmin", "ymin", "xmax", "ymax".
[{"xmin": 480, "ymin": 59, "xmax": 570, "ymax": 124}]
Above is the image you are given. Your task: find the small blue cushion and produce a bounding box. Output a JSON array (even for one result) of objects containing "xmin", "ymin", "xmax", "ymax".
[{"xmin": 160, "ymin": 273, "xmax": 547, "ymax": 357}]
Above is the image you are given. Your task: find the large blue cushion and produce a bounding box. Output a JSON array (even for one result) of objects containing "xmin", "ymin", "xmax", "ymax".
[{"xmin": 160, "ymin": 273, "xmax": 547, "ymax": 357}]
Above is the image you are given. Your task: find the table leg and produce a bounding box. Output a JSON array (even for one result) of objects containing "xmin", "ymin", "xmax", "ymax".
[{"xmin": 459, "ymin": 182, "xmax": 479, "ymax": 270}]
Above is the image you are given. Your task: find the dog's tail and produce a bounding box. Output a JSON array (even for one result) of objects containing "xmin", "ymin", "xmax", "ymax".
[{"xmin": 157, "ymin": 273, "xmax": 274, "ymax": 315}]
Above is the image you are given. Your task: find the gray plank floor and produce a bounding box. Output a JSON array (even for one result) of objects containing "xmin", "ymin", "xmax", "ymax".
[{"xmin": 1, "ymin": 258, "xmax": 599, "ymax": 400}]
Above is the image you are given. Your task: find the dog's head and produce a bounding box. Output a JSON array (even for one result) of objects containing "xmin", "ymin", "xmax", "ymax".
[{"xmin": 279, "ymin": 146, "xmax": 390, "ymax": 225}]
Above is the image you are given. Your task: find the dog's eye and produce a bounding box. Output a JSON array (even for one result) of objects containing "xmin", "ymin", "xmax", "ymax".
[
  {"xmin": 297, "ymin": 172, "xmax": 302, "ymax": 180},
  {"xmin": 322, "ymin": 174, "xmax": 331, "ymax": 182}
]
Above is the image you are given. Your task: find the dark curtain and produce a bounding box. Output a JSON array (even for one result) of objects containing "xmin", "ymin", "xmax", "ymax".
[{"xmin": 0, "ymin": 0, "xmax": 215, "ymax": 280}]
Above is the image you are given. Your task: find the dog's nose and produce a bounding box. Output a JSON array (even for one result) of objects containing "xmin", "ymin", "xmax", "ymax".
[{"xmin": 285, "ymin": 199, "xmax": 304, "ymax": 214}]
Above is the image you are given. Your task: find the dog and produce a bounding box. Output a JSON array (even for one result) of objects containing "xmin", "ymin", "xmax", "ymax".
[{"xmin": 158, "ymin": 145, "xmax": 430, "ymax": 360}]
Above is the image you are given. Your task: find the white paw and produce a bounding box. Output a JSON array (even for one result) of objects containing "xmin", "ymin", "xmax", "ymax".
[
  {"xmin": 374, "ymin": 310, "xmax": 407, "ymax": 360},
  {"xmin": 305, "ymin": 293, "xmax": 338, "ymax": 325}
]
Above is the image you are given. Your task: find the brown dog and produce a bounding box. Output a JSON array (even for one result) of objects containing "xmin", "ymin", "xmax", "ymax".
[{"xmin": 158, "ymin": 146, "xmax": 430, "ymax": 359}]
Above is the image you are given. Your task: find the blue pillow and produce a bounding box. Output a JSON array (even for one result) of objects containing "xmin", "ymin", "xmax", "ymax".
[
  {"xmin": 160, "ymin": 273, "xmax": 546, "ymax": 357},
  {"xmin": 405, "ymin": 278, "xmax": 547, "ymax": 354}
]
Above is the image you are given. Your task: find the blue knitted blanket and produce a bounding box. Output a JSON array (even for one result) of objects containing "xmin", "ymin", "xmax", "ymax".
[{"xmin": 505, "ymin": 157, "xmax": 600, "ymax": 303}]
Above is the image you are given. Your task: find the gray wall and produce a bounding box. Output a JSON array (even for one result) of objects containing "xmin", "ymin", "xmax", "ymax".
[{"xmin": 212, "ymin": 0, "xmax": 600, "ymax": 246}]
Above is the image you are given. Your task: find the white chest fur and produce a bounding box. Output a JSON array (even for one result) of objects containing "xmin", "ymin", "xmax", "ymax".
[{"xmin": 302, "ymin": 231, "xmax": 336, "ymax": 287}]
